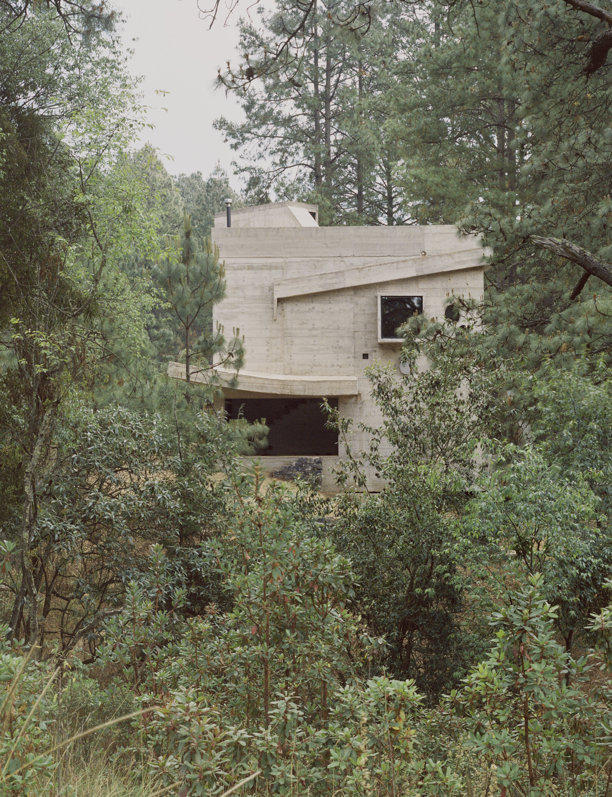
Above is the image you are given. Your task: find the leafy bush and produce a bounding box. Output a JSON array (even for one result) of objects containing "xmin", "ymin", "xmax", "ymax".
[
  {"xmin": 0, "ymin": 644, "xmax": 56, "ymax": 796},
  {"xmin": 330, "ymin": 466, "xmax": 476, "ymax": 698},
  {"xmin": 448, "ymin": 574, "xmax": 612, "ymax": 796},
  {"xmin": 463, "ymin": 445, "xmax": 609, "ymax": 651}
]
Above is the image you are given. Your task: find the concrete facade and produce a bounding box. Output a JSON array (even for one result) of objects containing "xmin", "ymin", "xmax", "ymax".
[{"xmin": 170, "ymin": 202, "xmax": 484, "ymax": 491}]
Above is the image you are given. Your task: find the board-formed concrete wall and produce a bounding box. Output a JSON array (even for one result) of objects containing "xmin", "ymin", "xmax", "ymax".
[{"xmin": 206, "ymin": 202, "xmax": 484, "ymax": 491}]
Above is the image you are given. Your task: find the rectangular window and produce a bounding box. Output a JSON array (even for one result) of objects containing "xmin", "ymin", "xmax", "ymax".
[
  {"xmin": 224, "ymin": 397, "xmax": 338, "ymax": 456},
  {"xmin": 379, "ymin": 295, "xmax": 423, "ymax": 342}
]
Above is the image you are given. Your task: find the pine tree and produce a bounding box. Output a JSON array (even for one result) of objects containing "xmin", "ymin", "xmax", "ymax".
[
  {"xmin": 174, "ymin": 165, "xmax": 242, "ymax": 240},
  {"xmin": 215, "ymin": 0, "xmax": 412, "ymax": 224},
  {"xmin": 395, "ymin": 0, "xmax": 611, "ymax": 365},
  {"xmin": 154, "ymin": 214, "xmax": 242, "ymax": 386}
]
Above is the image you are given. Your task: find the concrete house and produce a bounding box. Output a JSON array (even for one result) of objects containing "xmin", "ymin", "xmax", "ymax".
[{"xmin": 169, "ymin": 201, "xmax": 484, "ymax": 491}]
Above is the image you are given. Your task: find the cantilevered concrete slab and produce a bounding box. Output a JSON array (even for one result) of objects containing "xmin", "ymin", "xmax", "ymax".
[{"xmin": 168, "ymin": 363, "xmax": 359, "ymax": 397}]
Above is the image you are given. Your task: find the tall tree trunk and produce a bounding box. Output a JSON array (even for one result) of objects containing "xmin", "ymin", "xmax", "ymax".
[
  {"xmin": 312, "ymin": 0, "xmax": 322, "ymax": 189},
  {"xmin": 433, "ymin": 0, "xmax": 442, "ymax": 48},
  {"xmin": 385, "ymin": 157, "xmax": 395, "ymax": 225},
  {"xmin": 356, "ymin": 55, "xmax": 365, "ymax": 220},
  {"xmin": 185, "ymin": 324, "xmax": 191, "ymax": 383},
  {"xmin": 9, "ymin": 401, "xmax": 59, "ymax": 647},
  {"xmin": 496, "ymin": 94, "xmax": 507, "ymax": 190},
  {"xmin": 506, "ymin": 100, "xmax": 517, "ymax": 191},
  {"xmin": 185, "ymin": 239, "xmax": 192, "ymax": 384},
  {"xmin": 323, "ymin": 42, "xmax": 333, "ymax": 202}
]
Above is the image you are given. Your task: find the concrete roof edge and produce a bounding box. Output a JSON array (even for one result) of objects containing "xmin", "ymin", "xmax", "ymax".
[{"xmin": 214, "ymin": 201, "xmax": 319, "ymax": 220}]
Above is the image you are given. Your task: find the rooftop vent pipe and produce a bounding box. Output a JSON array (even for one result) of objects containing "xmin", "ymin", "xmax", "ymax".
[{"xmin": 225, "ymin": 198, "xmax": 232, "ymax": 227}]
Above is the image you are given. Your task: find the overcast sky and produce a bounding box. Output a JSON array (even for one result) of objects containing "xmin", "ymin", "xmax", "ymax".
[{"xmin": 112, "ymin": 0, "xmax": 245, "ymax": 180}]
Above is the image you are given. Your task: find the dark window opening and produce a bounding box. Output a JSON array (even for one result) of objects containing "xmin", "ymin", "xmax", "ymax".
[
  {"xmin": 444, "ymin": 303, "xmax": 461, "ymax": 322},
  {"xmin": 225, "ymin": 397, "xmax": 338, "ymax": 456},
  {"xmin": 379, "ymin": 295, "xmax": 423, "ymax": 341}
]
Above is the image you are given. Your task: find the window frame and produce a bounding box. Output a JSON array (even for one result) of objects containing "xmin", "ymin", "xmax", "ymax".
[{"xmin": 378, "ymin": 294, "xmax": 424, "ymax": 343}]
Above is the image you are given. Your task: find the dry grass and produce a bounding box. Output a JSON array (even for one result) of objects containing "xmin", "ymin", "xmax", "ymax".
[{"xmin": 29, "ymin": 738, "xmax": 168, "ymax": 797}]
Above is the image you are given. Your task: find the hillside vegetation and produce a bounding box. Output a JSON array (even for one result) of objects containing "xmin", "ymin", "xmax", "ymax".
[{"xmin": 0, "ymin": 1, "xmax": 610, "ymax": 794}]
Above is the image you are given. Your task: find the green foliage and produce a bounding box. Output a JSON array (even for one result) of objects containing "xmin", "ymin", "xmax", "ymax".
[
  {"xmin": 95, "ymin": 478, "xmax": 363, "ymax": 793},
  {"xmin": 527, "ymin": 360, "xmax": 612, "ymax": 511},
  {"xmin": 365, "ymin": 356, "xmax": 495, "ymax": 485},
  {"xmin": 1, "ymin": 398, "xmax": 238, "ymax": 655},
  {"xmin": 123, "ymin": 145, "xmax": 184, "ymax": 239},
  {"xmin": 463, "ymin": 445, "xmax": 610, "ymax": 650},
  {"xmin": 216, "ymin": 0, "xmax": 411, "ymax": 224},
  {"xmin": 153, "ymin": 214, "xmax": 243, "ymax": 388},
  {"xmin": 449, "ymin": 574, "xmax": 612, "ymax": 795},
  {"xmin": 324, "ymin": 322, "xmax": 510, "ymax": 695},
  {"xmin": 207, "ymin": 476, "xmax": 366, "ymax": 724},
  {"xmin": 0, "ymin": 2, "xmax": 611, "ymax": 795},
  {"xmin": 0, "ymin": 646, "xmax": 56, "ymax": 795},
  {"xmin": 0, "ymin": 639, "xmax": 164, "ymax": 796},
  {"xmin": 331, "ymin": 468, "xmax": 471, "ymax": 698},
  {"xmin": 397, "ymin": 1, "xmax": 522, "ymax": 226},
  {"xmin": 0, "ymin": 3, "xmax": 166, "ymax": 649},
  {"xmin": 104, "ymin": 475, "xmax": 368, "ymax": 710},
  {"xmin": 225, "ymin": 416, "xmax": 270, "ymax": 455},
  {"xmin": 174, "ymin": 165, "xmax": 242, "ymax": 240},
  {"xmin": 323, "ymin": 676, "xmax": 464, "ymax": 795},
  {"xmin": 395, "ymin": 0, "xmax": 612, "ymax": 365},
  {"xmin": 3, "ymin": 518, "xmax": 612, "ymax": 796},
  {"xmin": 96, "ymin": 478, "xmax": 469, "ymax": 795}
]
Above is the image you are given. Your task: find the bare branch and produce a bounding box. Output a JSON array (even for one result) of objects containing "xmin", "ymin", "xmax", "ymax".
[
  {"xmin": 531, "ymin": 235, "xmax": 612, "ymax": 295},
  {"xmin": 560, "ymin": 0, "xmax": 612, "ymax": 26},
  {"xmin": 0, "ymin": 1, "xmax": 115, "ymax": 33},
  {"xmin": 569, "ymin": 270, "xmax": 591, "ymax": 300}
]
